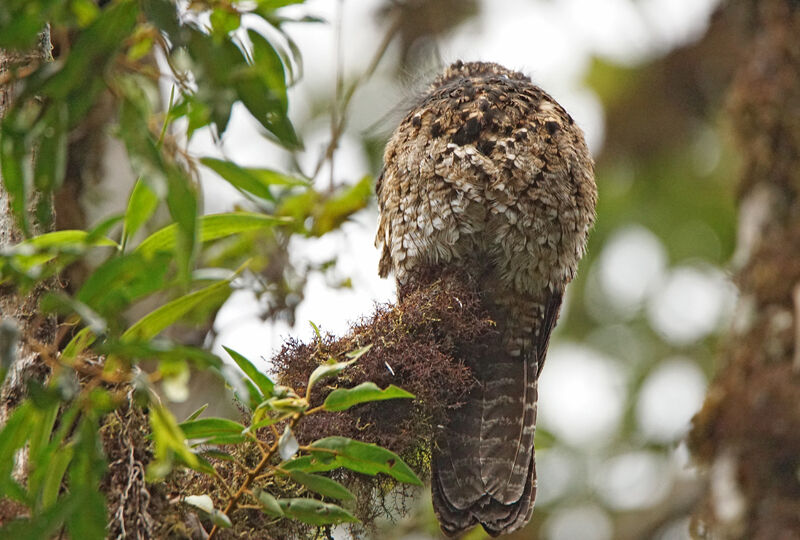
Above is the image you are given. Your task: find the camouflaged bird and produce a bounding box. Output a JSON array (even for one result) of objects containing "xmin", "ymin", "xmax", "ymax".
[{"xmin": 375, "ymin": 61, "xmax": 597, "ymax": 536}]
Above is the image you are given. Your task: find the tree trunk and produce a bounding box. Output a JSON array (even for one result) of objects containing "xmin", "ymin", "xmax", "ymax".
[
  {"xmin": 0, "ymin": 30, "xmax": 56, "ymax": 426},
  {"xmin": 688, "ymin": 1, "xmax": 800, "ymax": 538}
]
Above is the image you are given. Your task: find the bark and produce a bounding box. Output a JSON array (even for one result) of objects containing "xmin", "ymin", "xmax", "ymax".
[
  {"xmin": 688, "ymin": 1, "xmax": 800, "ymax": 538},
  {"xmin": 0, "ymin": 31, "xmax": 56, "ymax": 426}
]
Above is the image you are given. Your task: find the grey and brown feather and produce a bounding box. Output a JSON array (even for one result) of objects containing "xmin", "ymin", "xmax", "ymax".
[{"xmin": 376, "ymin": 61, "xmax": 597, "ymax": 537}]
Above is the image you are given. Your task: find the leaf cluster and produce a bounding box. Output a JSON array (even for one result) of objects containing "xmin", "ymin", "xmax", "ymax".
[
  {"xmin": 165, "ymin": 346, "xmax": 422, "ymax": 539},
  {"xmin": 0, "ymin": 0, "xmax": 378, "ymax": 537}
]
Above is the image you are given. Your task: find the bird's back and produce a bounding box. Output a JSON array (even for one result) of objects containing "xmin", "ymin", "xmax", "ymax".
[{"xmin": 376, "ymin": 61, "xmax": 597, "ymax": 536}]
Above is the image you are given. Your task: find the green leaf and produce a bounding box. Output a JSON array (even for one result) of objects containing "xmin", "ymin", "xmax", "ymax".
[
  {"xmin": 87, "ymin": 214, "xmax": 124, "ymax": 243},
  {"xmin": 28, "ymin": 402, "xmax": 59, "ymax": 462},
  {"xmin": 61, "ymin": 327, "xmax": 97, "ymax": 361},
  {"xmin": 15, "ymin": 230, "xmax": 118, "ymax": 251},
  {"xmin": 248, "ymin": 31, "xmax": 287, "ymax": 108},
  {"xmin": 115, "ymin": 77, "xmax": 198, "ymax": 283},
  {"xmin": 33, "ymin": 102, "xmax": 68, "ymax": 227},
  {"xmin": 122, "ymin": 277, "xmax": 233, "ymax": 341},
  {"xmin": 0, "ymin": 122, "xmax": 30, "ymax": 235},
  {"xmin": 237, "ymin": 78, "xmax": 299, "ymax": 148},
  {"xmin": 0, "ymin": 402, "xmax": 33, "ymax": 500},
  {"xmin": 254, "ymin": 488, "xmax": 284, "ymax": 517},
  {"xmin": 122, "ymin": 177, "xmax": 160, "ymax": 249},
  {"xmin": 223, "ymin": 346, "xmax": 274, "ymax": 400},
  {"xmin": 209, "ymin": 8, "xmax": 241, "ymax": 36},
  {"xmin": 236, "ymin": 30, "xmax": 299, "ymax": 147},
  {"xmin": 255, "ymin": 0, "xmax": 306, "ymax": 10},
  {"xmin": 26, "ymin": 402, "xmax": 61, "ymax": 505},
  {"xmin": 287, "ymin": 471, "xmax": 355, "ymax": 502},
  {"xmin": 179, "ymin": 417, "xmax": 247, "ymax": 445},
  {"xmin": 248, "ymin": 168, "xmax": 309, "ymax": 187},
  {"xmin": 345, "ymin": 345, "xmax": 372, "ymax": 360},
  {"xmin": 149, "ymin": 403, "xmax": 202, "ymax": 480},
  {"xmin": 210, "ymin": 509, "xmax": 232, "ymax": 528},
  {"xmin": 247, "ymin": 411, "xmax": 290, "ymax": 432},
  {"xmin": 76, "ymin": 251, "xmax": 171, "ymax": 320},
  {"xmin": 0, "ymin": 493, "xmax": 80, "ymax": 539},
  {"xmin": 322, "ymin": 383, "xmax": 414, "ymax": 412},
  {"xmin": 312, "ymin": 176, "xmax": 371, "ymax": 235},
  {"xmin": 307, "ymin": 358, "xmax": 356, "ymax": 395},
  {"xmin": 199, "ymin": 449, "xmax": 235, "ymax": 462},
  {"xmin": 2, "ymin": 228, "xmax": 117, "ymax": 280},
  {"xmin": 165, "ymin": 167, "xmax": 198, "ymax": 284},
  {"xmin": 135, "ymin": 212, "xmax": 289, "ymax": 257},
  {"xmin": 201, "ymin": 157, "xmax": 274, "ymax": 201},
  {"xmin": 201, "ymin": 157, "xmax": 308, "ymax": 201},
  {"xmin": 0, "ymin": 321, "xmax": 19, "ymax": 386},
  {"xmin": 184, "ymin": 403, "xmax": 209, "ymax": 422},
  {"xmin": 183, "ymin": 29, "xmax": 242, "ymax": 134},
  {"xmin": 65, "ymin": 416, "xmax": 107, "ymax": 540},
  {"xmin": 263, "ymin": 396, "xmax": 308, "ymax": 413},
  {"xmin": 0, "ymin": 4, "xmax": 52, "ymax": 49},
  {"xmin": 305, "ymin": 345, "xmax": 372, "ymax": 393},
  {"xmin": 65, "ymin": 478, "xmax": 106, "ymax": 539},
  {"xmin": 284, "ymin": 437, "xmax": 422, "ymax": 486},
  {"xmin": 39, "ymin": 444, "xmax": 74, "ymax": 510},
  {"xmin": 278, "ymin": 498, "xmax": 358, "ymax": 526},
  {"xmin": 142, "ymin": 0, "xmax": 181, "ymax": 42},
  {"xmin": 280, "ymin": 455, "xmax": 336, "ymax": 475},
  {"xmin": 96, "ymin": 340, "xmax": 222, "ymax": 370}
]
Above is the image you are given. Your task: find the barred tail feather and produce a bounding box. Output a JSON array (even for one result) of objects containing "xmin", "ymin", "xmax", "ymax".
[
  {"xmin": 431, "ymin": 353, "xmax": 539, "ymax": 537},
  {"xmin": 431, "ymin": 290, "xmax": 562, "ymax": 537}
]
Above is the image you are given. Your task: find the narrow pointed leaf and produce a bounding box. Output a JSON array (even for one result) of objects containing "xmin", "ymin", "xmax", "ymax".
[
  {"xmin": 15, "ymin": 230, "xmax": 117, "ymax": 250},
  {"xmin": 148, "ymin": 404, "xmax": 200, "ymax": 480},
  {"xmin": 123, "ymin": 178, "xmax": 160, "ymax": 247},
  {"xmin": 184, "ymin": 404, "xmax": 208, "ymax": 423},
  {"xmin": 202, "ymin": 158, "xmax": 274, "ymax": 201},
  {"xmin": 135, "ymin": 212, "xmax": 289, "ymax": 257},
  {"xmin": 307, "ymin": 359, "xmax": 356, "ymax": 394},
  {"xmin": 122, "ymin": 278, "xmax": 232, "ymax": 341},
  {"xmin": 223, "ymin": 346, "xmax": 274, "ymax": 399},
  {"xmin": 62, "ymin": 327, "xmax": 96, "ymax": 360}
]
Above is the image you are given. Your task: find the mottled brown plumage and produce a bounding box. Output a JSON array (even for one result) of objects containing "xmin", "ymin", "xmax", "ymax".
[{"xmin": 376, "ymin": 61, "xmax": 597, "ymax": 536}]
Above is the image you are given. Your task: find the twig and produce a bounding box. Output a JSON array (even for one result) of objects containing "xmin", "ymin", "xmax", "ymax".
[
  {"xmin": 310, "ymin": 10, "xmax": 401, "ymax": 183},
  {"xmin": 206, "ymin": 412, "xmax": 304, "ymax": 539}
]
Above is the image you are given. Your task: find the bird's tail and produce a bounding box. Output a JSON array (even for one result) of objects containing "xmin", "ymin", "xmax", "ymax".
[
  {"xmin": 431, "ymin": 292, "xmax": 562, "ymax": 537},
  {"xmin": 432, "ymin": 346, "xmax": 539, "ymax": 537}
]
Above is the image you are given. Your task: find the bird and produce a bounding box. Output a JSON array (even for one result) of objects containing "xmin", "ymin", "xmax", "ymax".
[{"xmin": 375, "ymin": 61, "xmax": 597, "ymax": 536}]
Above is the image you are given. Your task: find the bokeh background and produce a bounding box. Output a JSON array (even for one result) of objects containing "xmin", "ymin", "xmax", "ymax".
[{"xmin": 181, "ymin": 1, "xmax": 740, "ymax": 538}]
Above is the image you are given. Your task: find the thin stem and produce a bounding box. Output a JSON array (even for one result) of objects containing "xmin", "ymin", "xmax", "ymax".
[
  {"xmin": 206, "ymin": 412, "xmax": 304, "ymax": 539},
  {"xmin": 310, "ymin": 12, "xmax": 401, "ymax": 182}
]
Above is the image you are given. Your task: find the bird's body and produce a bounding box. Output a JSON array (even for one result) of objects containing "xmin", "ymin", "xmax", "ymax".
[{"xmin": 376, "ymin": 61, "xmax": 596, "ymax": 536}]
